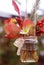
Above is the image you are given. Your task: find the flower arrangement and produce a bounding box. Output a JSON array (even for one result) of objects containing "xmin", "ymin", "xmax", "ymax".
[
  {"xmin": 4, "ymin": 0, "xmax": 44, "ymax": 39},
  {"xmin": 4, "ymin": 18, "xmax": 35, "ymax": 39}
]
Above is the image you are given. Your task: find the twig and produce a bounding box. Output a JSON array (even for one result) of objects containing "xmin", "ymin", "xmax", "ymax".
[
  {"xmin": 30, "ymin": 0, "xmax": 40, "ymax": 21},
  {"xmin": 30, "ymin": 0, "xmax": 40, "ymax": 36}
]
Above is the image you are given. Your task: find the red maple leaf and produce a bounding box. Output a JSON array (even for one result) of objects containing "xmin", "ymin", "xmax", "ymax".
[
  {"xmin": 4, "ymin": 18, "xmax": 11, "ymax": 24},
  {"xmin": 4, "ymin": 22, "xmax": 21, "ymax": 38},
  {"xmin": 23, "ymin": 18, "xmax": 34, "ymax": 28}
]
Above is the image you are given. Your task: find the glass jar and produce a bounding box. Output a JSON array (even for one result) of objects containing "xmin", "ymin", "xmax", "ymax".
[{"xmin": 20, "ymin": 36, "xmax": 39, "ymax": 62}]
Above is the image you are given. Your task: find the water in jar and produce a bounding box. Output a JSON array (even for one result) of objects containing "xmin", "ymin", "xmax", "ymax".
[{"xmin": 20, "ymin": 36, "xmax": 39, "ymax": 62}]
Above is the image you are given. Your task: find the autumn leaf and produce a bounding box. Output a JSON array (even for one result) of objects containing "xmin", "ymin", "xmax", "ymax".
[{"xmin": 4, "ymin": 22, "xmax": 21, "ymax": 38}]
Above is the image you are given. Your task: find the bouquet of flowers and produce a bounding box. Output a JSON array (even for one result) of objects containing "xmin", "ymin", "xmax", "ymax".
[{"xmin": 4, "ymin": 0, "xmax": 44, "ymax": 38}]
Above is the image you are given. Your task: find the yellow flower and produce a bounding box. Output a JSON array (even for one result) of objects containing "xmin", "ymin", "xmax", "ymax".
[
  {"xmin": 23, "ymin": 27, "xmax": 30, "ymax": 34},
  {"xmin": 10, "ymin": 18, "xmax": 17, "ymax": 23}
]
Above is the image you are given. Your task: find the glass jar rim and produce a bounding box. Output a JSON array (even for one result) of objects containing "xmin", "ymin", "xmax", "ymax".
[{"xmin": 23, "ymin": 36, "xmax": 38, "ymax": 44}]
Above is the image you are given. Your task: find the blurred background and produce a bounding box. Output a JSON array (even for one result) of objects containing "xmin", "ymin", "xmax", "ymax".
[{"xmin": 0, "ymin": 0, "xmax": 44, "ymax": 65}]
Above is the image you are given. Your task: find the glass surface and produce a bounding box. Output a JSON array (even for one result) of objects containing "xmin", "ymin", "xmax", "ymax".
[{"xmin": 20, "ymin": 36, "xmax": 39, "ymax": 62}]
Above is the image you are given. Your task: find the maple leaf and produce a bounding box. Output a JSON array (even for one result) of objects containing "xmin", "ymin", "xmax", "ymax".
[{"xmin": 4, "ymin": 22, "xmax": 21, "ymax": 38}]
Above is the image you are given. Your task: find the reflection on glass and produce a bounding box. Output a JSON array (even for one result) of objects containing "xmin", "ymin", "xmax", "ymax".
[{"xmin": 20, "ymin": 36, "xmax": 39, "ymax": 62}]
